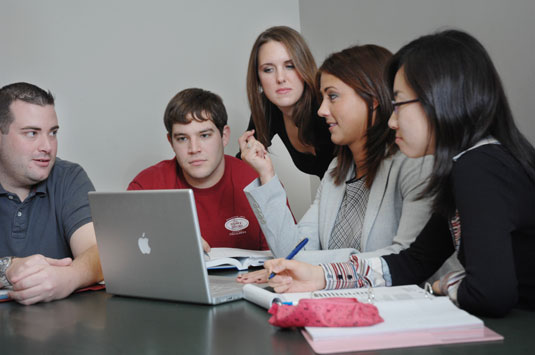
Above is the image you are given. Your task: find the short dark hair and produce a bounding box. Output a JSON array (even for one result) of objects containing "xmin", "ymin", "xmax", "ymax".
[
  {"xmin": 163, "ymin": 88, "xmax": 227, "ymax": 136},
  {"xmin": 386, "ymin": 29, "xmax": 535, "ymax": 215},
  {"xmin": 0, "ymin": 82, "xmax": 55, "ymax": 134}
]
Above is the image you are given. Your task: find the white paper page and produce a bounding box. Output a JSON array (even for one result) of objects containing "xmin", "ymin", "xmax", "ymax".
[
  {"xmin": 207, "ymin": 248, "xmax": 273, "ymax": 260},
  {"xmin": 312, "ymin": 284, "xmax": 431, "ymax": 303},
  {"xmin": 243, "ymin": 284, "xmax": 431, "ymax": 309},
  {"xmin": 306, "ymin": 297, "xmax": 483, "ymax": 340}
]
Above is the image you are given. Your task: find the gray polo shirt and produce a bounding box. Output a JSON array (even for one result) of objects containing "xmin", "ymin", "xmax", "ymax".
[{"xmin": 0, "ymin": 158, "xmax": 95, "ymax": 259}]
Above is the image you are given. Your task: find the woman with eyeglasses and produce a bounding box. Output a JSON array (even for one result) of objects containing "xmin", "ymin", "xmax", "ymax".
[
  {"xmin": 238, "ymin": 26, "xmax": 334, "ymax": 179},
  {"xmin": 237, "ymin": 44, "xmax": 458, "ymax": 283},
  {"xmin": 260, "ymin": 30, "xmax": 535, "ymax": 317}
]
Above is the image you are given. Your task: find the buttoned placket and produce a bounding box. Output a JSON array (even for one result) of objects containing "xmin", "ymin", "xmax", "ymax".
[{"xmin": 10, "ymin": 192, "xmax": 36, "ymax": 240}]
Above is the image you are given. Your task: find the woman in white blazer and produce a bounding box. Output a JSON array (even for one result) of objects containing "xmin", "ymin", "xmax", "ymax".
[{"xmin": 238, "ymin": 45, "xmax": 458, "ymax": 281}]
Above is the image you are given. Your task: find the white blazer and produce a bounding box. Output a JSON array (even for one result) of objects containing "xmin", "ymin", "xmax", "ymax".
[{"xmin": 245, "ymin": 151, "xmax": 435, "ymax": 264}]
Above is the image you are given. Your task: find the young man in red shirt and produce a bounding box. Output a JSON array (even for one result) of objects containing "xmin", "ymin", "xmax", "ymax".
[{"xmin": 128, "ymin": 88, "xmax": 268, "ymax": 252}]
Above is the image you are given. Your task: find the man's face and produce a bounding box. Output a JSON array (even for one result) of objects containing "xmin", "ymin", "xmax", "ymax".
[
  {"xmin": 0, "ymin": 100, "xmax": 58, "ymax": 193},
  {"xmin": 168, "ymin": 116, "xmax": 229, "ymax": 189}
]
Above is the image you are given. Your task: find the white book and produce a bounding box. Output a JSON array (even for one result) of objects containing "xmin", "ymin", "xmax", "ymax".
[{"xmin": 204, "ymin": 248, "xmax": 273, "ymax": 270}]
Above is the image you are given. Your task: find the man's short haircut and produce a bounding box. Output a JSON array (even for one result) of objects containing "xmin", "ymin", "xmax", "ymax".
[
  {"xmin": 163, "ymin": 88, "xmax": 228, "ymax": 136},
  {"xmin": 0, "ymin": 82, "xmax": 55, "ymax": 134}
]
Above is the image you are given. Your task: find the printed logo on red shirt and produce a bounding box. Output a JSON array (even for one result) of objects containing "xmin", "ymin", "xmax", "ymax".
[{"xmin": 225, "ymin": 217, "xmax": 249, "ymax": 232}]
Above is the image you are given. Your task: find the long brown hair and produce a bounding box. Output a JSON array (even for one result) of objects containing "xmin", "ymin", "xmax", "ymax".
[
  {"xmin": 246, "ymin": 26, "xmax": 318, "ymax": 147},
  {"xmin": 318, "ymin": 45, "xmax": 395, "ymax": 186}
]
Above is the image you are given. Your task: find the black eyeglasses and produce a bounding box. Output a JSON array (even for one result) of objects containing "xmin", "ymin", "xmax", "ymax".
[{"xmin": 392, "ymin": 98, "xmax": 419, "ymax": 114}]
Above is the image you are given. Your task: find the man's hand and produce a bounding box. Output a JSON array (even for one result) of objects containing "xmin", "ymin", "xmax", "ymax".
[
  {"xmin": 6, "ymin": 222, "xmax": 103, "ymax": 305},
  {"xmin": 6, "ymin": 255, "xmax": 75, "ymax": 305},
  {"xmin": 201, "ymin": 237, "xmax": 211, "ymax": 253},
  {"xmin": 238, "ymin": 130, "xmax": 275, "ymax": 185}
]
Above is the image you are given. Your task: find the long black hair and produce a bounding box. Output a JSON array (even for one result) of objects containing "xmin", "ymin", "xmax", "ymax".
[{"xmin": 387, "ymin": 29, "xmax": 535, "ymax": 215}]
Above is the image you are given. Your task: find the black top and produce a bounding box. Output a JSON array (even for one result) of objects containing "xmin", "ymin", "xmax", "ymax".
[
  {"xmin": 237, "ymin": 109, "xmax": 335, "ymax": 179},
  {"xmin": 383, "ymin": 144, "xmax": 535, "ymax": 317}
]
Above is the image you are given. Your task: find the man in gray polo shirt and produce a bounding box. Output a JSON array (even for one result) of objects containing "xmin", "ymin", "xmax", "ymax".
[{"xmin": 0, "ymin": 82, "xmax": 102, "ymax": 305}]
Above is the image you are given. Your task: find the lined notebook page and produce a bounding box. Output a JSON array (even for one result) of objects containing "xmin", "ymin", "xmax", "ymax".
[
  {"xmin": 305, "ymin": 296, "xmax": 483, "ymax": 340},
  {"xmin": 243, "ymin": 284, "xmax": 431, "ymax": 309},
  {"xmin": 312, "ymin": 284, "xmax": 430, "ymax": 302}
]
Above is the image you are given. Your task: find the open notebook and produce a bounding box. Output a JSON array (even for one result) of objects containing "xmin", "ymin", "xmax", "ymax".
[
  {"xmin": 205, "ymin": 248, "xmax": 272, "ymax": 270},
  {"xmin": 243, "ymin": 284, "xmax": 503, "ymax": 353},
  {"xmin": 243, "ymin": 283, "xmax": 432, "ymax": 308}
]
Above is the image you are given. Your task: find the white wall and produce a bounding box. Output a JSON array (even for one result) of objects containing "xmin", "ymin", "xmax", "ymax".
[
  {"xmin": 8, "ymin": 1, "xmax": 527, "ymax": 222},
  {"xmin": 299, "ymin": 0, "xmax": 535, "ymax": 144},
  {"xmin": 0, "ymin": 0, "xmax": 318, "ymax": 219}
]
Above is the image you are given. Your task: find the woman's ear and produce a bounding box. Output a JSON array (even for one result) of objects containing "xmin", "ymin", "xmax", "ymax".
[
  {"xmin": 371, "ymin": 98, "xmax": 379, "ymax": 111},
  {"xmin": 369, "ymin": 99, "xmax": 379, "ymax": 126}
]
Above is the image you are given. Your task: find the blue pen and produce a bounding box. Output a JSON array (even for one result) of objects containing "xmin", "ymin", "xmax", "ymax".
[{"xmin": 268, "ymin": 237, "xmax": 309, "ymax": 280}]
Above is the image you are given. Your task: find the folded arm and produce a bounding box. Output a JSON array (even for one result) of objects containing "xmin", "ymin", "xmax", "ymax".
[{"xmin": 7, "ymin": 222, "xmax": 103, "ymax": 305}]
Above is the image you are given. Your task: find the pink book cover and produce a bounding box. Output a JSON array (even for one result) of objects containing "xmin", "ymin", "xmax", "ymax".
[{"xmin": 302, "ymin": 326, "xmax": 503, "ymax": 353}]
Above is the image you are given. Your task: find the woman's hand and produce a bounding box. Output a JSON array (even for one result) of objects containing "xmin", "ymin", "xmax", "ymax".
[
  {"xmin": 432, "ymin": 280, "xmax": 443, "ymax": 295},
  {"xmin": 236, "ymin": 268, "xmax": 269, "ymax": 284},
  {"xmin": 238, "ymin": 130, "xmax": 275, "ymax": 185},
  {"xmin": 264, "ymin": 258, "xmax": 326, "ymax": 293}
]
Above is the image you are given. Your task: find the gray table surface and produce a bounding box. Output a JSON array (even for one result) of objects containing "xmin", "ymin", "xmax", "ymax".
[{"xmin": 1, "ymin": 288, "xmax": 533, "ymax": 355}]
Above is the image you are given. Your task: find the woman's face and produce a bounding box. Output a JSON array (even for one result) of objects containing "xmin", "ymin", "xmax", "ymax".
[
  {"xmin": 388, "ymin": 67, "xmax": 435, "ymax": 158},
  {"xmin": 257, "ymin": 41, "xmax": 305, "ymax": 114},
  {"xmin": 317, "ymin": 72, "xmax": 369, "ymax": 150}
]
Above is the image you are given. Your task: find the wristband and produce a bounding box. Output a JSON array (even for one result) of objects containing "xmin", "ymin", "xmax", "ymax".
[{"xmin": 0, "ymin": 256, "xmax": 14, "ymax": 288}]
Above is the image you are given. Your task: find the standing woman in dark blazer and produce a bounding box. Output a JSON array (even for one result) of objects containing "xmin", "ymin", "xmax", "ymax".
[{"xmin": 240, "ymin": 26, "xmax": 334, "ymax": 178}]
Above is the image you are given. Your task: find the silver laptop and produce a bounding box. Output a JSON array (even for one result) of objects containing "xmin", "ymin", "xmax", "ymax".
[{"xmin": 88, "ymin": 189, "xmax": 244, "ymax": 305}]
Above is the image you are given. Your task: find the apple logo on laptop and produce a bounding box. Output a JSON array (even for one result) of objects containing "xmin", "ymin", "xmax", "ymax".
[{"xmin": 138, "ymin": 232, "xmax": 151, "ymax": 254}]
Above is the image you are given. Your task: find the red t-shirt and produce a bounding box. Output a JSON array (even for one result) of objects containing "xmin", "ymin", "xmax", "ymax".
[{"xmin": 128, "ymin": 155, "xmax": 268, "ymax": 250}]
